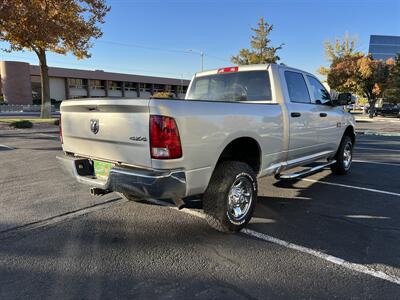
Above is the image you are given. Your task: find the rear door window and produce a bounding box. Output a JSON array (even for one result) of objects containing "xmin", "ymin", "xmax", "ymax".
[
  {"xmin": 284, "ymin": 71, "xmax": 310, "ymax": 103},
  {"xmin": 306, "ymin": 75, "xmax": 331, "ymax": 104},
  {"xmin": 187, "ymin": 71, "xmax": 272, "ymax": 102}
]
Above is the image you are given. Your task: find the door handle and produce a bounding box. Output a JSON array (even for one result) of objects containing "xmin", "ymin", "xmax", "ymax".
[
  {"xmin": 291, "ymin": 112, "xmax": 301, "ymax": 118},
  {"xmin": 319, "ymin": 113, "xmax": 327, "ymax": 117}
]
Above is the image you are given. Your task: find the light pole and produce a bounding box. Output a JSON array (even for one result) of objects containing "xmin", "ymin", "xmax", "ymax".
[{"xmin": 187, "ymin": 49, "xmax": 204, "ymax": 71}]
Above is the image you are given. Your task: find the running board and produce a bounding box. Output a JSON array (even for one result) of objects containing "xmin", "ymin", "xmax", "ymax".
[{"xmin": 275, "ymin": 160, "xmax": 336, "ymax": 180}]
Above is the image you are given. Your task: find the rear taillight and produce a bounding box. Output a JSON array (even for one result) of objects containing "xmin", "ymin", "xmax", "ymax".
[
  {"xmin": 59, "ymin": 115, "xmax": 63, "ymax": 144},
  {"xmin": 150, "ymin": 115, "xmax": 182, "ymax": 159}
]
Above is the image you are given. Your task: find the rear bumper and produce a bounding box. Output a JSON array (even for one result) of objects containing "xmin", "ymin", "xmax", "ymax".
[{"xmin": 57, "ymin": 155, "xmax": 186, "ymax": 200}]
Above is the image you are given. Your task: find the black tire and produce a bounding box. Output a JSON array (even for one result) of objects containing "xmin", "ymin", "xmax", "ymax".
[
  {"xmin": 202, "ymin": 161, "xmax": 257, "ymax": 233},
  {"xmin": 331, "ymin": 135, "xmax": 353, "ymax": 175},
  {"xmin": 120, "ymin": 193, "xmax": 145, "ymax": 202}
]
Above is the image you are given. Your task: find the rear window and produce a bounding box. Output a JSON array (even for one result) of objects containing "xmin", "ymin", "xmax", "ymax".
[{"xmin": 187, "ymin": 71, "xmax": 272, "ymax": 102}]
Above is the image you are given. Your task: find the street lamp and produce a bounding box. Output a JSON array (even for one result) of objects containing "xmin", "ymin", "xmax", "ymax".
[{"xmin": 186, "ymin": 49, "xmax": 204, "ymax": 71}]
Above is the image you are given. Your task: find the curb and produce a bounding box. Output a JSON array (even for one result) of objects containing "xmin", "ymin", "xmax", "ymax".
[
  {"xmin": 356, "ymin": 131, "xmax": 400, "ymax": 137},
  {"xmin": 355, "ymin": 118, "xmax": 400, "ymax": 123}
]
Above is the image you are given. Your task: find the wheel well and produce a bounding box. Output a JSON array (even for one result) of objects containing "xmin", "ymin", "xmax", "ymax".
[
  {"xmin": 216, "ymin": 137, "xmax": 261, "ymax": 174},
  {"xmin": 344, "ymin": 125, "xmax": 356, "ymax": 145}
]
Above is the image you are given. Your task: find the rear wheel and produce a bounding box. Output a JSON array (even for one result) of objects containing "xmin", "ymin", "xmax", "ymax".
[
  {"xmin": 203, "ymin": 161, "xmax": 257, "ymax": 233},
  {"xmin": 331, "ymin": 135, "xmax": 353, "ymax": 175}
]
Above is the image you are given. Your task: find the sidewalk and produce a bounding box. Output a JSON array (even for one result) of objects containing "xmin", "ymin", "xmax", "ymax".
[
  {"xmin": 355, "ymin": 114, "xmax": 399, "ymax": 123},
  {"xmin": 355, "ymin": 115, "xmax": 400, "ymax": 136}
]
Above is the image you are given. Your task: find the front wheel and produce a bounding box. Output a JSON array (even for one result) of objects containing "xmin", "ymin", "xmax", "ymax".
[
  {"xmin": 331, "ymin": 135, "xmax": 353, "ymax": 175},
  {"xmin": 202, "ymin": 161, "xmax": 257, "ymax": 233}
]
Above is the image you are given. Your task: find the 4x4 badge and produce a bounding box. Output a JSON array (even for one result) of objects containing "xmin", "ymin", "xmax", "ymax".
[{"xmin": 129, "ymin": 136, "xmax": 147, "ymax": 142}]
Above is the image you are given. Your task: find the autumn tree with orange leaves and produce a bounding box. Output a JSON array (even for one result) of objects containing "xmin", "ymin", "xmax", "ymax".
[
  {"xmin": 319, "ymin": 34, "xmax": 392, "ymax": 117},
  {"xmin": 0, "ymin": 0, "xmax": 110, "ymax": 118},
  {"xmin": 384, "ymin": 55, "xmax": 400, "ymax": 103}
]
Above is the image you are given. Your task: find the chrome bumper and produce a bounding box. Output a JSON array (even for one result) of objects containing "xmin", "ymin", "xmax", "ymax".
[{"xmin": 56, "ymin": 155, "xmax": 186, "ymax": 200}]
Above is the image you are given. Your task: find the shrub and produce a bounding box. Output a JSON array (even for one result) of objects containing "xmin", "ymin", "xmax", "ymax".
[
  {"xmin": 9, "ymin": 120, "xmax": 33, "ymax": 128},
  {"xmin": 151, "ymin": 92, "xmax": 174, "ymax": 99}
]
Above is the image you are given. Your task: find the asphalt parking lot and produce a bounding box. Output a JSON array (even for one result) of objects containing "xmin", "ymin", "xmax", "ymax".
[{"xmin": 0, "ymin": 127, "xmax": 399, "ymax": 299}]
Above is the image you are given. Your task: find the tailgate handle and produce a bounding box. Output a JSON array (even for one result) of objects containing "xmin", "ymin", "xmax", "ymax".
[
  {"xmin": 87, "ymin": 107, "xmax": 98, "ymax": 111},
  {"xmin": 319, "ymin": 113, "xmax": 327, "ymax": 117}
]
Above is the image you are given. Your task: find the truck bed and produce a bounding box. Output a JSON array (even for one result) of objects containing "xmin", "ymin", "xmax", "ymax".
[{"xmin": 60, "ymin": 97, "xmax": 284, "ymax": 195}]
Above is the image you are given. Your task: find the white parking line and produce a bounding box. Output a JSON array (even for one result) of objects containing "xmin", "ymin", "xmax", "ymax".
[
  {"xmin": 301, "ymin": 178, "xmax": 400, "ymax": 197},
  {"xmin": 146, "ymin": 198, "xmax": 400, "ymax": 286},
  {"xmin": 356, "ymin": 146, "xmax": 400, "ymax": 153},
  {"xmin": 242, "ymin": 228, "xmax": 400, "ymax": 285},
  {"xmin": 353, "ymin": 160, "xmax": 400, "ymax": 167}
]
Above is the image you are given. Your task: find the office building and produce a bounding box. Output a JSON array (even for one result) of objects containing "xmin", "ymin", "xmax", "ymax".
[
  {"xmin": 368, "ymin": 35, "xmax": 400, "ymax": 61},
  {"xmin": 0, "ymin": 60, "xmax": 190, "ymax": 104}
]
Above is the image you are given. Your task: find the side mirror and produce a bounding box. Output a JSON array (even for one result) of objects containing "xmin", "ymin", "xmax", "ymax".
[{"xmin": 332, "ymin": 93, "xmax": 353, "ymax": 106}]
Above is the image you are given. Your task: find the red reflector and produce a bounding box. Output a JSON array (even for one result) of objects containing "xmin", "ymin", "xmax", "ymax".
[
  {"xmin": 59, "ymin": 115, "xmax": 63, "ymax": 144},
  {"xmin": 217, "ymin": 66, "xmax": 239, "ymax": 73},
  {"xmin": 150, "ymin": 115, "xmax": 182, "ymax": 159}
]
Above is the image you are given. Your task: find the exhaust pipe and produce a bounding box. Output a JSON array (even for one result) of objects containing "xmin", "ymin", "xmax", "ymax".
[
  {"xmin": 90, "ymin": 187, "xmax": 110, "ymax": 196},
  {"xmin": 173, "ymin": 197, "xmax": 185, "ymax": 210}
]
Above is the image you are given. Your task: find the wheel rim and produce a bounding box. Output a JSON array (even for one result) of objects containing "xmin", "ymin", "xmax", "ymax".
[
  {"xmin": 343, "ymin": 142, "xmax": 353, "ymax": 170},
  {"xmin": 227, "ymin": 176, "xmax": 253, "ymax": 222}
]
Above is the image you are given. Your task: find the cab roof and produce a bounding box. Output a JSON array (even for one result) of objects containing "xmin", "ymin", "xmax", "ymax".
[{"xmin": 194, "ymin": 63, "xmax": 316, "ymax": 78}]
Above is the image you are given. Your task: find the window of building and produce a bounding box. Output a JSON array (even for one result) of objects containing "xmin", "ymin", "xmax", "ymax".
[
  {"xmin": 139, "ymin": 83, "xmax": 152, "ymax": 92},
  {"xmin": 284, "ymin": 71, "xmax": 310, "ymax": 103},
  {"xmin": 124, "ymin": 82, "xmax": 137, "ymax": 91},
  {"xmin": 178, "ymin": 86, "xmax": 188, "ymax": 94},
  {"xmin": 31, "ymin": 82, "xmax": 41, "ymax": 101},
  {"xmin": 68, "ymin": 78, "xmax": 87, "ymax": 89},
  {"xmin": 89, "ymin": 80, "xmax": 104, "ymax": 90},
  {"xmin": 109, "ymin": 81, "xmax": 122, "ymax": 90},
  {"xmin": 153, "ymin": 84, "xmax": 165, "ymax": 93},
  {"xmin": 306, "ymin": 75, "xmax": 331, "ymax": 104}
]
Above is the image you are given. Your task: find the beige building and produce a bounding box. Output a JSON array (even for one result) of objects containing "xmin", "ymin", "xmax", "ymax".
[{"xmin": 0, "ymin": 60, "xmax": 190, "ymax": 104}]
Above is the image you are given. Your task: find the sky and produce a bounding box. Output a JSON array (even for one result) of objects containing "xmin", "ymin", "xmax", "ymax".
[{"xmin": 1, "ymin": 0, "xmax": 400, "ymax": 80}]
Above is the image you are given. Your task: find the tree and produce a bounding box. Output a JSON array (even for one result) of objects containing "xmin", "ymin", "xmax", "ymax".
[
  {"xmin": 231, "ymin": 17, "xmax": 283, "ymax": 65},
  {"xmin": 356, "ymin": 55, "xmax": 390, "ymax": 112},
  {"xmin": 319, "ymin": 34, "xmax": 391, "ymax": 117},
  {"xmin": 151, "ymin": 92, "xmax": 174, "ymax": 99},
  {"xmin": 318, "ymin": 33, "xmax": 362, "ymax": 77},
  {"xmin": 0, "ymin": 0, "xmax": 110, "ymax": 118},
  {"xmin": 384, "ymin": 55, "xmax": 400, "ymax": 103}
]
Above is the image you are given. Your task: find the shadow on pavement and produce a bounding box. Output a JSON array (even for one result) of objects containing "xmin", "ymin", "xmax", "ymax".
[{"xmin": 251, "ymin": 173, "xmax": 400, "ymax": 271}]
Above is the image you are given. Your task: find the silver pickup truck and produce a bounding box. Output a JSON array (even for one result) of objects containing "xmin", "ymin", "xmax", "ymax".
[{"xmin": 57, "ymin": 64, "xmax": 355, "ymax": 232}]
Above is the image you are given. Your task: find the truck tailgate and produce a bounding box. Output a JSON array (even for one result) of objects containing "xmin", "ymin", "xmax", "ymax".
[{"xmin": 60, "ymin": 99, "xmax": 151, "ymax": 168}]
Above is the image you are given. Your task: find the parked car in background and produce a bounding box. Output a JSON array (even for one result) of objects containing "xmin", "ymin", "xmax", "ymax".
[
  {"xmin": 376, "ymin": 103, "xmax": 400, "ymax": 117},
  {"xmin": 57, "ymin": 64, "xmax": 355, "ymax": 233}
]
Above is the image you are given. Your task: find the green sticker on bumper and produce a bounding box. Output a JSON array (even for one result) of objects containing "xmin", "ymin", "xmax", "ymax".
[{"xmin": 93, "ymin": 160, "xmax": 113, "ymax": 179}]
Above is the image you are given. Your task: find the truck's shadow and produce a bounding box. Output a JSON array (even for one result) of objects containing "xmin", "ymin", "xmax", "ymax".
[{"xmin": 251, "ymin": 173, "xmax": 400, "ymax": 271}]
